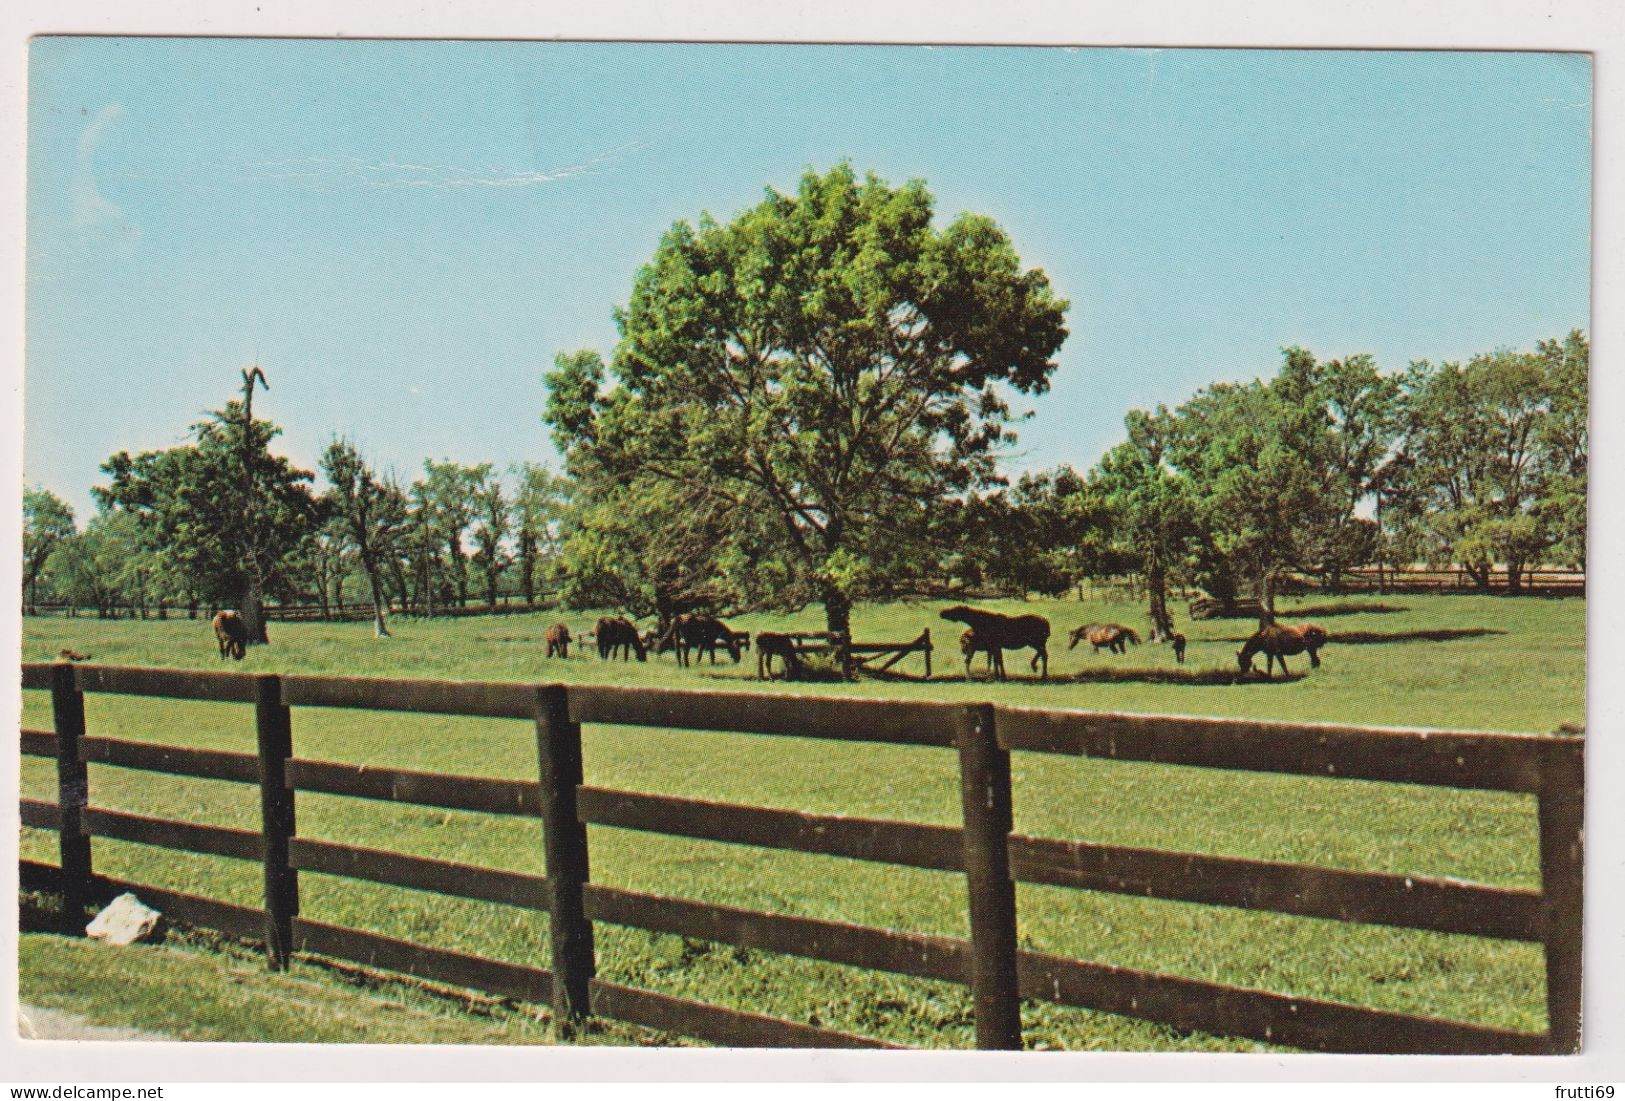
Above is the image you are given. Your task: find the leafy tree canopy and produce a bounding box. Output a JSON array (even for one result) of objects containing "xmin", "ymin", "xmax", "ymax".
[{"xmin": 546, "ymin": 164, "xmax": 1070, "ymax": 632}]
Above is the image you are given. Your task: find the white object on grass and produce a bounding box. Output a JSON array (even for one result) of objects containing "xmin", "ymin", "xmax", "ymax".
[{"xmin": 85, "ymin": 892, "xmax": 162, "ymax": 946}]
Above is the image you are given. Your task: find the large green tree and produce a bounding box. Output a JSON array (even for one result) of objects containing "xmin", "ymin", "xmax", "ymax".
[
  {"xmin": 99, "ymin": 396, "xmax": 320, "ymax": 642},
  {"xmin": 23, "ymin": 487, "xmax": 76, "ymax": 605},
  {"xmin": 1091, "ymin": 409, "xmax": 1198, "ymax": 639},
  {"xmin": 546, "ymin": 165, "xmax": 1069, "ymax": 634},
  {"xmin": 1393, "ymin": 347, "xmax": 1556, "ymax": 591}
]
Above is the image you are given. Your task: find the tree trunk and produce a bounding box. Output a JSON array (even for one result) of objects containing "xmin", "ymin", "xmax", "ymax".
[
  {"xmin": 242, "ymin": 571, "xmax": 270, "ymax": 645},
  {"xmin": 1506, "ymin": 558, "xmax": 1525, "ymax": 595},
  {"xmin": 1145, "ymin": 563, "xmax": 1174, "ymax": 642},
  {"xmin": 1254, "ymin": 563, "xmax": 1276, "ymax": 623},
  {"xmin": 519, "ymin": 533, "xmax": 536, "ymax": 606},
  {"xmin": 448, "ymin": 538, "xmax": 467, "ymax": 607},
  {"xmin": 822, "ymin": 585, "xmax": 852, "ymax": 637},
  {"xmin": 369, "ymin": 569, "xmax": 391, "ymax": 638}
]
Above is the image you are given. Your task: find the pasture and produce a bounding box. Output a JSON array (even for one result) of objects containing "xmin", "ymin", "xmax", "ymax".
[{"xmin": 18, "ymin": 593, "xmax": 1584, "ymax": 1049}]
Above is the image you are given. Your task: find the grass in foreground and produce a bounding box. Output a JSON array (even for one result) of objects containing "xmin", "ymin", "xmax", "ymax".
[
  {"xmin": 18, "ymin": 929, "xmax": 594, "ymax": 1044},
  {"xmin": 16, "ymin": 593, "xmax": 1582, "ymax": 1048}
]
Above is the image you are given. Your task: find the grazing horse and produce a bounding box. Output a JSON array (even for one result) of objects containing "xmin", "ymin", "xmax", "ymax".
[
  {"xmin": 659, "ymin": 614, "xmax": 743, "ymax": 668},
  {"xmin": 755, "ymin": 632, "xmax": 804, "ymax": 681},
  {"xmin": 212, "ymin": 611, "xmax": 248, "ymax": 661},
  {"xmin": 544, "ymin": 623, "xmax": 572, "ymax": 659},
  {"xmin": 1237, "ymin": 622, "xmax": 1327, "ymax": 677},
  {"xmin": 939, "ymin": 606, "xmax": 1050, "ymax": 681},
  {"xmin": 1169, "ymin": 632, "xmax": 1187, "ymax": 665},
  {"xmin": 595, "ymin": 617, "xmax": 647, "ymax": 662},
  {"xmin": 1067, "ymin": 623, "xmax": 1141, "ymax": 655},
  {"xmin": 58, "ymin": 649, "xmax": 91, "ymax": 662}
]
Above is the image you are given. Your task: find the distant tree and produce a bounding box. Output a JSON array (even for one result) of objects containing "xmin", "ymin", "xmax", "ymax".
[
  {"xmin": 23, "ymin": 487, "xmax": 76, "ymax": 605},
  {"xmin": 46, "ymin": 510, "xmax": 153, "ymax": 618},
  {"xmin": 469, "ymin": 467, "xmax": 509, "ymax": 610},
  {"xmin": 1536, "ymin": 330, "xmax": 1588, "ymax": 572},
  {"xmin": 414, "ymin": 460, "xmax": 489, "ymax": 608},
  {"xmin": 510, "ymin": 463, "xmax": 568, "ymax": 606},
  {"xmin": 546, "ymin": 165, "xmax": 1069, "ymax": 635},
  {"xmin": 949, "ymin": 469, "xmax": 1113, "ymax": 599},
  {"xmin": 1091, "ymin": 409, "xmax": 1199, "ymax": 639},
  {"xmin": 1393, "ymin": 347, "xmax": 1555, "ymax": 591},
  {"xmin": 321, "ymin": 438, "xmax": 409, "ymax": 637},
  {"xmin": 1167, "ymin": 374, "xmax": 1325, "ymax": 617},
  {"xmin": 98, "ymin": 391, "xmax": 320, "ymax": 642},
  {"xmin": 1296, "ymin": 352, "xmax": 1401, "ymax": 590}
]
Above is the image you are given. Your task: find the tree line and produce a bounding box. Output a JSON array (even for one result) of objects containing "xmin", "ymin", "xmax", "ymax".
[{"xmin": 21, "ymin": 166, "xmax": 1587, "ymax": 645}]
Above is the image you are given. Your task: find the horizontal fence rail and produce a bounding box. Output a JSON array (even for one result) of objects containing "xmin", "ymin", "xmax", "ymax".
[{"xmin": 18, "ymin": 662, "xmax": 1583, "ymax": 1053}]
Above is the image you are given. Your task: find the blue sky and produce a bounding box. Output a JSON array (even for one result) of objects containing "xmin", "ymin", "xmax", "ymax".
[{"xmin": 25, "ymin": 38, "xmax": 1592, "ymax": 518}]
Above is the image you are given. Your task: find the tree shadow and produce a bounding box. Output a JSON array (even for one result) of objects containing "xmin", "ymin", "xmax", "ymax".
[
  {"xmin": 1287, "ymin": 602, "xmax": 1409, "ymax": 618},
  {"xmin": 1331, "ymin": 628, "xmax": 1508, "ymax": 645},
  {"xmin": 1211, "ymin": 627, "xmax": 1506, "ymax": 645},
  {"xmin": 882, "ymin": 668, "xmax": 1306, "ymax": 687}
]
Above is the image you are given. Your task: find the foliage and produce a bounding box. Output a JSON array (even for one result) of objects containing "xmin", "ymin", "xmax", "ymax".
[
  {"xmin": 321, "ymin": 438, "xmax": 410, "ymax": 635},
  {"xmin": 546, "ymin": 164, "xmax": 1069, "ymax": 632},
  {"xmin": 23, "ymin": 486, "xmax": 76, "ymax": 602},
  {"xmin": 510, "ymin": 462, "xmax": 569, "ymax": 605},
  {"xmin": 1391, "ymin": 343, "xmax": 1565, "ymax": 590},
  {"xmin": 96, "ymin": 400, "xmax": 321, "ymax": 628}
]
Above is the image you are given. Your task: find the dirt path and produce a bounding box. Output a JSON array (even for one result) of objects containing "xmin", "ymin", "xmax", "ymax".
[{"xmin": 18, "ymin": 1004, "xmax": 169, "ymax": 1042}]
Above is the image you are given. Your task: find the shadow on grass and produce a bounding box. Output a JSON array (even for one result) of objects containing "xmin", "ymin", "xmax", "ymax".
[
  {"xmin": 1286, "ymin": 602, "xmax": 1409, "ymax": 618},
  {"xmin": 1211, "ymin": 628, "xmax": 1506, "ymax": 645},
  {"xmin": 1328, "ymin": 628, "xmax": 1508, "ymax": 645},
  {"xmin": 862, "ymin": 667, "xmax": 1307, "ymax": 687}
]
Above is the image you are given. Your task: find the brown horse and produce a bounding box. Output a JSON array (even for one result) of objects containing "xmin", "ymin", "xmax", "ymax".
[
  {"xmin": 958, "ymin": 629, "xmax": 998, "ymax": 677},
  {"xmin": 658, "ymin": 614, "xmax": 743, "ymax": 668},
  {"xmin": 544, "ymin": 623, "xmax": 572, "ymax": 659},
  {"xmin": 939, "ymin": 606, "xmax": 1050, "ymax": 680},
  {"xmin": 1237, "ymin": 623, "xmax": 1327, "ymax": 677},
  {"xmin": 1170, "ymin": 632, "xmax": 1187, "ymax": 665},
  {"xmin": 1067, "ymin": 623, "xmax": 1141, "ymax": 655},
  {"xmin": 755, "ymin": 632, "xmax": 804, "ymax": 681},
  {"xmin": 212, "ymin": 611, "xmax": 247, "ymax": 661},
  {"xmin": 595, "ymin": 617, "xmax": 647, "ymax": 662}
]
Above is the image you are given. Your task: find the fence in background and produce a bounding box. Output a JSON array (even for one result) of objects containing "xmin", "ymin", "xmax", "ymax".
[{"xmin": 18, "ymin": 662, "xmax": 1583, "ymax": 1052}]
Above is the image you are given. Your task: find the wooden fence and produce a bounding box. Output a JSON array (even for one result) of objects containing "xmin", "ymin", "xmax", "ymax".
[{"xmin": 17, "ymin": 662, "xmax": 1583, "ymax": 1052}]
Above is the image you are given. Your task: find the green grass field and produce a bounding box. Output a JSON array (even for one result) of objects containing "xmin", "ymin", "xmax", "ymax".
[{"xmin": 17, "ymin": 592, "xmax": 1584, "ymax": 1049}]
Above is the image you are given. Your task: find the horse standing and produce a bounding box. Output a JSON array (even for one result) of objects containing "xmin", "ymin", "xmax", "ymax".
[
  {"xmin": 1237, "ymin": 623, "xmax": 1327, "ymax": 677},
  {"xmin": 1067, "ymin": 623, "xmax": 1141, "ymax": 655},
  {"xmin": 958, "ymin": 629, "xmax": 999, "ymax": 677},
  {"xmin": 544, "ymin": 623, "xmax": 572, "ymax": 659},
  {"xmin": 659, "ymin": 614, "xmax": 743, "ymax": 668},
  {"xmin": 1169, "ymin": 632, "xmax": 1187, "ymax": 665},
  {"xmin": 212, "ymin": 611, "xmax": 248, "ymax": 661},
  {"xmin": 939, "ymin": 606, "xmax": 1050, "ymax": 681},
  {"xmin": 595, "ymin": 617, "xmax": 648, "ymax": 662},
  {"xmin": 755, "ymin": 632, "xmax": 804, "ymax": 681}
]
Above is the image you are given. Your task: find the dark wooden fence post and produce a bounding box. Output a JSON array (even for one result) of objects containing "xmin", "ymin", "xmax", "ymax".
[
  {"xmin": 1537, "ymin": 735, "xmax": 1584, "ymax": 1053},
  {"xmin": 50, "ymin": 663, "xmax": 94, "ymax": 928},
  {"xmin": 955, "ymin": 702, "xmax": 1023, "ymax": 1050},
  {"xmin": 254, "ymin": 674, "xmax": 298, "ymax": 971},
  {"xmin": 535, "ymin": 683, "xmax": 595, "ymax": 1035}
]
